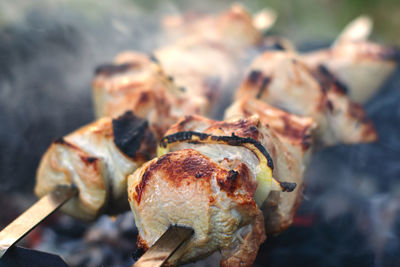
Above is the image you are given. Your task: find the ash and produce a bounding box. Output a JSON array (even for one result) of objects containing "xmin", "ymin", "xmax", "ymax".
[{"xmin": 0, "ymin": 1, "xmax": 400, "ymax": 267}]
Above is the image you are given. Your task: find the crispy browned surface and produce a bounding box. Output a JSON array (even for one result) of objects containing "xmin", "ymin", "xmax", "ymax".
[
  {"xmin": 235, "ymin": 51, "xmax": 377, "ymax": 146},
  {"xmin": 156, "ymin": 4, "xmax": 272, "ymax": 114},
  {"xmin": 154, "ymin": 38, "xmax": 237, "ymax": 112},
  {"xmin": 302, "ymin": 41, "xmax": 398, "ymax": 103},
  {"xmin": 165, "ymin": 114, "xmax": 263, "ymax": 141},
  {"xmin": 35, "ymin": 138, "xmax": 107, "ymax": 221},
  {"xmin": 128, "ymin": 149, "xmax": 261, "ymax": 266},
  {"xmin": 163, "ymin": 115, "xmax": 303, "ymax": 235},
  {"xmin": 92, "ymin": 52, "xmax": 206, "ymax": 140},
  {"xmin": 35, "ymin": 113, "xmax": 155, "ymax": 221},
  {"xmin": 224, "ymin": 98, "xmax": 313, "ymax": 234},
  {"xmin": 225, "ymin": 98, "xmax": 316, "ymax": 156}
]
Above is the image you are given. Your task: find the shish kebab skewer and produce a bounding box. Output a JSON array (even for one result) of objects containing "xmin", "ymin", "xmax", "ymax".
[
  {"xmin": 154, "ymin": 4, "xmax": 277, "ymax": 115},
  {"xmin": 263, "ymin": 15, "xmax": 399, "ymax": 104},
  {"xmin": 302, "ymin": 15, "xmax": 399, "ymax": 103},
  {"xmin": 234, "ymin": 50, "xmax": 378, "ymax": 147},
  {"xmin": 0, "ymin": 53, "xmax": 205, "ymax": 256},
  {"xmin": 39, "ymin": 52, "xmax": 209, "ymax": 221},
  {"xmin": 147, "ymin": 7, "xmax": 385, "ymax": 239},
  {"xmin": 34, "ymin": 7, "xmax": 384, "ymax": 264},
  {"xmin": 92, "ymin": 48, "xmax": 311, "ymax": 266},
  {"xmin": 106, "ymin": 11, "xmax": 387, "ymax": 256},
  {"xmin": 0, "ymin": 186, "xmax": 77, "ymax": 258},
  {"xmin": 2, "ymin": 5, "xmax": 390, "ymax": 264},
  {"xmin": 1, "ymin": 5, "xmax": 271, "ymax": 254},
  {"xmin": 0, "ymin": 112, "xmax": 155, "ymax": 258},
  {"xmin": 128, "ymin": 115, "xmax": 298, "ymax": 266},
  {"xmin": 152, "ymin": 5, "xmax": 384, "ymax": 148},
  {"xmin": 0, "ymin": 10, "xmax": 271, "ymax": 255}
]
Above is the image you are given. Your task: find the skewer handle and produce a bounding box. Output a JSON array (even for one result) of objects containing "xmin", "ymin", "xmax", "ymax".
[
  {"xmin": 133, "ymin": 226, "xmax": 194, "ymax": 267},
  {"xmin": 0, "ymin": 185, "xmax": 78, "ymax": 258}
]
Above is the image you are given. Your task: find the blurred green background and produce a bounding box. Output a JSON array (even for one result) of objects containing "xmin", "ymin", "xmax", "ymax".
[
  {"xmin": 138, "ymin": 0, "xmax": 400, "ymax": 46},
  {"xmin": 248, "ymin": 0, "xmax": 400, "ymax": 45},
  {"xmin": 1, "ymin": 0, "xmax": 399, "ymax": 46}
]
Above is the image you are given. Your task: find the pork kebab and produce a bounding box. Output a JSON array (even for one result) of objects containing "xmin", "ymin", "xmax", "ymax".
[
  {"xmin": 225, "ymin": 98, "xmax": 315, "ymax": 234},
  {"xmin": 301, "ymin": 15, "xmax": 399, "ymax": 103},
  {"xmin": 234, "ymin": 50, "xmax": 378, "ymax": 147},
  {"xmin": 259, "ymin": 15, "xmax": 398, "ymax": 104},
  {"xmin": 228, "ymin": 49, "xmax": 379, "ymax": 233},
  {"xmin": 36, "ymin": 53, "xmax": 207, "ymax": 221},
  {"xmin": 128, "ymin": 115, "xmax": 299, "ymax": 266},
  {"xmin": 154, "ymin": 4, "xmax": 277, "ymax": 115}
]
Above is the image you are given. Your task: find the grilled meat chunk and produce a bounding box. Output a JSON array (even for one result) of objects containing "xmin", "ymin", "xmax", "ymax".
[
  {"xmin": 302, "ymin": 16, "xmax": 399, "ymax": 103},
  {"xmin": 155, "ymin": 4, "xmax": 273, "ymax": 115},
  {"xmin": 225, "ymin": 98, "xmax": 315, "ymax": 172},
  {"xmin": 35, "ymin": 112, "xmax": 155, "ymax": 221},
  {"xmin": 92, "ymin": 52, "xmax": 206, "ymax": 140},
  {"xmin": 161, "ymin": 4, "xmax": 273, "ymax": 51},
  {"xmin": 303, "ymin": 41, "xmax": 398, "ymax": 103},
  {"xmin": 154, "ymin": 38, "xmax": 237, "ymax": 113},
  {"xmin": 235, "ymin": 51, "xmax": 377, "ymax": 146},
  {"xmin": 225, "ymin": 98, "xmax": 315, "ymax": 233},
  {"xmin": 128, "ymin": 149, "xmax": 266, "ymax": 266},
  {"xmin": 128, "ymin": 115, "xmax": 295, "ymax": 266}
]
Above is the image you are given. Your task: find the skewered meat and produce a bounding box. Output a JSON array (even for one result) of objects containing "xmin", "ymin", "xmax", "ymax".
[
  {"xmin": 154, "ymin": 38, "xmax": 238, "ymax": 114},
  {"xmin": 302, "ymin": 16, "xmax": 399, "ymax": 103},
  {"xmin": 92, "ymin": 52, "xmax": 206, "ymax": 140},
  {"xmin": 129, "ymin": 149, "xmax": 266, "ymax": 266},
  {"xmin": 155, "ymin": 4, "xmax": 273, "ymax": 115},
  {"xmin": 128, "ymin": 115, "xmax": 296, "ymax": 266},
  {"xmin": 225, "ymin": 97, "xmax": 315, "ymax": 169},
  {"xmin": 163, "ymin": 114, "xmax": 306, "ymax": 234},
  {"xmin": 35, "ymin": 112, "xmax": 155, "ymax": 221},
  {"xmin": 225, "ymin": 100, "xmax": 315, "ymax": 233},
  {"xmin": 235, "ymin": 51, "xmax": 377, "ymax": 146},
  {"xmin": 161, "ymin": 4, "xmax": 275, "ymax": 51}
]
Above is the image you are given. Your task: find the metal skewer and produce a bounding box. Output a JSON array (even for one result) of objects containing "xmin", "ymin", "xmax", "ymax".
[
  {"xmin": 0, "ymin": 185, "xmax": 78, "ymax": 258},
  {"xmin": 133, "ymin": 225, "xmax": 194, "ymax": 267}
]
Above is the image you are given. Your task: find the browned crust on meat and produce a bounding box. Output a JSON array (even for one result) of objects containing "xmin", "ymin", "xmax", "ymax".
[
  {"xmin": 279, "ymin": 113, "xmax": 313, "ymax": 150},
  {"xmin": 167, "ymin": 114, "xmax": 261, "ymax": 142},
  {"xmin": 80, "ymin": 156, "xmax": 99, "ymax": 166},
  {"xmin": 135, "ymin": 150, "xmax": 229, "ymax": 203},
  {"xmin": 134, "ymin": 149, "xmax": 260, "ymax": 208},
  {"xmin": 217, "ymin": 163, "xmax": 257, "ymax": 197},
  {"xmin": 348, "ymin": 102, "xmax": 378, "ymax": 142},
  {"xmin": 312, "ymin": 64, "xmax": 349, "ymax": 94},
  {"xmin": 243, "ymin": 70, "xmax": 272, "ymax": 100},
  {"xmin": 136, "ymin": 234, "xmax": 149, "ymax": 251},
  {"xmin": 53, "ymin": 137, "xmax": 80, "ymax": 149},
  {"xmin": 228, "ymin": 98, "xmax": 315, "ymax": 152},
  {"xmin": 160, "ymin": 131, "xmax": 274, "ymax": 170},
  {"xmin": 348, "ymin": 102, "xmax": 370, "ymax": 123}
]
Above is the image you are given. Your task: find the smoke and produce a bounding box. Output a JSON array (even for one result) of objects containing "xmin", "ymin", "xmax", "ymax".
[
  {"xmin": 0, "ymin": 1, "xmax": 399, "ymax": 267},
  {"xmin": 0, "ymin": 0, "xmax": 163, "ymax": 192},
  {"xmin": 0, "ymin": 0, "xmax": 243, "ymax": 192}
]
